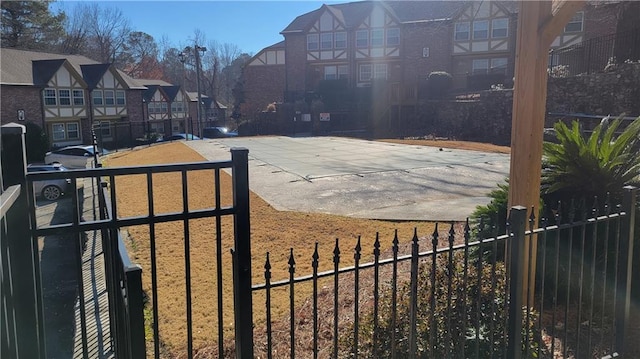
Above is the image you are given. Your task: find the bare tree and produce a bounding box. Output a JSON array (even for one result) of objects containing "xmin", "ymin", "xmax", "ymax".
[
  {"xmin": 121, "ymin": 31, "xmax": 160, "ymax": 78},
  {"xmin": 82, "ymin": 3, "xmax": 131, "ymax": 64},
  {"xmin": 59, "ymin": 3, "xmax": 90, "ymax": 54}
]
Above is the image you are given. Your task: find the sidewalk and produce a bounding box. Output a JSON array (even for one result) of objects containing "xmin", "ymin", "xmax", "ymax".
[{"xmin": 72, "ymin": 176, "xmax": 113, "ymax": 358}]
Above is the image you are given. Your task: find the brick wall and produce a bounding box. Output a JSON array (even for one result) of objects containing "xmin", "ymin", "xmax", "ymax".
[
  {"xmin": 241, "ymin": 64, "xmax": 286, "ymax": 120},
  {"xmin": 401, "ymin": 21, "xmax": 452, "ymax": 85},
  {"xmin": 1, "ymin": 85, "xmax": 44, "ymax": 128},
  {"xmin": 126, "ymin": 90, "xmax": 145, "ymax": 139},
  {"xmin": 389, "ymin": 62, "xmax": 640, "ymax": 144},
  {"xmin": 284, "ymin": 34, "xmax": 307, "ymax": 93}
]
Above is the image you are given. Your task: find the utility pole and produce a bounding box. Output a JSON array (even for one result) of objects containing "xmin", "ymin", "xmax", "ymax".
[{"xmin": 194, "ymin": 44, "xmax": 207, "ymax": 138}]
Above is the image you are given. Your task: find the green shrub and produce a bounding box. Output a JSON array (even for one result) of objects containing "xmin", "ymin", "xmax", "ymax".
[{"xmin": 342, "ymin": 252, "xmax": 541, "ymax": 358}]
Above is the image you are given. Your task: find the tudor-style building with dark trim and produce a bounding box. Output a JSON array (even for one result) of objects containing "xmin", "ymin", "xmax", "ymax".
[
  {"xmin": 240, "ymin": 0, "xmax": 629, "ymax": 131},
  {"xmin": 1, "ymin": 48, "xmax": 147, "ymax": 148}
]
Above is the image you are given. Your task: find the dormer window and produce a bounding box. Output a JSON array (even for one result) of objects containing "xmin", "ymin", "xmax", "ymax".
[
  {"xmin": 44, "ymin": 88, "xmax": 56, "ymax": 106},
  {"xmin": 565, "ymin": 11, "xmax": 584, "ymax": 33},
  {"xmin": 473, "ymin": 20, "xmax": 489, "ymax": 39},
  {"xmin": 116, "ymin": 90, "xmax": 126, "ymax": 105},
  {"xmin": 371, "ymin": 29, "xmax": 384, "ymax": 47},
  {"xmin": 356, "ymin": 30, "xmax": 368, "ymax": 48},
  {"xmin": 335, "ymin": 32, "xmax": 347, "ymax": 49},
  {"xmin": 104, "ymin": 90, "xmax": 115, "ymax": 105},
  {"xmin": 307, "ymin": 34, "xmax": 319, "ymax": 50},
  {"xmin": 492, "ymin": 18, "xmax": 508, "ymax": 38},
  {"xmin": 386, "ymin": 28, "xmax": 400, "ymax": 46},
  {"xmin": 58, "ymin": 89, "xmax": 71, "ymax": 106},
  {"xmin": 73, "ymin": 90, "xmax": 84, "ymax": 106},
  {"xmin": 455, "ymin": 22, "xmax": 470, "ymax": 41},
  {"xmin": 321, "ymin": 33, "xmax": 333, "ymax": 50}
]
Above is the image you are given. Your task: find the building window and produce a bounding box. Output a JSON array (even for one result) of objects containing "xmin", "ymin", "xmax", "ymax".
[
  {"xmin": 93, "ymin": 90, "xmax": 103, "ymax": 105},
  {"xmin": 338, "ymin": 65, "xmax": 348, "ymax": 79},
  {"xmin": 356, "ymin": 30, "xmax": 368, "ymax": 48},
  {"xmin": 58, "ymin": 89, "xmax": 71, "ymax": 106},
  {"xmin": 161, "ymin": 102, "xmax": 168, "ymax": 113},
  {"xmin": 324, "ymin": 66, "xmax": 337, "ymax": 80},
  {"xmin": 104, "ymin": 90, "xmax": 115, "ymax": 105},
  {"xmin": 335, "ymin": 32, "xmax": 347, "ymax": 49},
  {"xmin": 492, "ymin": 18, "xmax": 508, "ymax": 38},
  {"xmin": 171, "ymin": 101, "xmax": 185, "ymax": 113},
  {"xmin": 359, "ymin": 64, "xmax": 372, "ymax": 81},
  {"xmin": 52, "ymin": 123, "xmax": 65, "ymax": 140},
  {"xmin": 491, "ymin": 58, "xmax": 508, "ymax": 74},
  {"xmin": 472, "ymin": 59, "xmax": 489, "ymax": 75},
  {"xmin": 320, "ymin": 33, "xmax": 333, "ymax": 49},
  {"xmin": 565, "ymin": 11, "xmax": 584, "ymax": 33},
  {"xmin": 44, "ymin": 88, "xmax": 57, "ymax": 106},
  {"xmin": 99, "ymin": 121, "xmax": 111, "ymax": 137},
  {"xmin": 386, "ymin": 28, "xmax": 400, "ymax": 46},
  {"xmin": 67, "ymin": 122, "xmax": 79, "ymax": 139},
  {"xmin": 73, "ymin": 90, "xmax": 84, "ymax": 106},
  {"xmin": 373, "ymin": 63, "xmax": 387, "ymax": 79},
  {"xmin": 473, "ymin": 20, "xmax": 489, "ymax": 39},
  {"xmin": 150, "ymin": 122, "xmax": 164, "ymax": 134},
  {"xmin": 455, "ymin": 22, "xmax": 470, "ymax": 41},
  {"xmin": 307, "ymin": 34, "xmax": 319, "ymax": 50},
  {"xmin": 371, "ymin": 29, "xmax": 384, "ymax": 47},
  {"xmin": 116, "ymin": 90, "xmax": 126, "ymax": 105}
]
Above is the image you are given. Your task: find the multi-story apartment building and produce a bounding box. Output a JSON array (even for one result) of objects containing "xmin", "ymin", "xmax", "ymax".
[
  {"xmin": 0, "ymin": 48, "xmax": 147, "ymax": 148},
  {"xmin": 139, "ymin": 79, "xmax": 189, "ymax": 137},
  {"xmin": 241, "ymin": 0, "xmax": 626, "ymax": 130}
]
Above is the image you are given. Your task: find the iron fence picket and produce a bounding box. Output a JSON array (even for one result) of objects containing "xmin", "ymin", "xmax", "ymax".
[
  {"xmin": 615, "ymin": 186, "xmax": 637, "ymax": 356},
  {"xmin": 288, "ymin": 248, "xmax": 296, "ymax": 359},
  {"xmin": 181, "ymin": 169, "xmax": 194, "ymax": 359},
  {"xmin": 576, "ymin": 199, "xmax": 588, "ymax": 358},
  {"xmin": 525, "ymin": 208, "xmax": 535, "ymax": 359},
  {"xmin": 372, "ymin": 233, "xmax": 380, "ymax": 358},
  {"xmin": 353, "ymin": 237, "xmax": 361, "ymax": 359},
  {"xmin": 265, "ymin": 253, "xmax": 273, "ymax": 359},
  {"xmin": 537, "ymin": 215, "xmax": 548, "ymax": 359},
  {"xmin": 475, "ymin": 223, "xmax": 482, "ymax": 358},
  {"xmin": 312, "ymin": 243, "xmax": 319, "ymax": 359},
  {"xmin": 408, "ymin": 230, "xmax": 419, "ymax": 359},
  {"xmin": 445, "ymin": 224, "xmax": 455, "ymax": 359},
  {"xmin": 214, "ymin": 168, "xmax": 225, "ymax": 359},
  {"xmin": 490, "ymin": 218, "xmax": 500, "ymax": 358},
  {"xmin": 588, "ymin": 199, "xmax": 599, "ymax": 355},
  {"xmin": 550, "ymin": 203, "xmax": 561, "ymax": 357},
  {"xmin": 332, "ymin": 239, "xmax": 340, "ymax": 359},
  {"xmin": 391, "ymin": 231, "xmax": 398, "ymax": 359},
  {"xmin": 462, "ymin": 220, "xmax": 470, "ymax": 358},
  {"xmin": 563, "ymin": 200, "xmax": 576, "ymax": 358},
  {"xmin": 600, "ymin": 197, "xmax": 611, "ymax": 352},
  {"xmin": 430, "ymin": 225, "xmax": 438, "ymax": 356},
  {"xmin": 146, "ymin": 172, "xmax": 161, "ymax": 359}
]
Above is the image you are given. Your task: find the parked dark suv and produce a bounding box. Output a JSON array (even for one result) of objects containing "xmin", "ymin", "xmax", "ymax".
[{"xmin": 202, "ymin": 127, "xmax": 238, "ymax": 139}]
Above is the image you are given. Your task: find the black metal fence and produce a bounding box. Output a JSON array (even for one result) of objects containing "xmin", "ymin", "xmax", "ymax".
[
  {"xmin": 242, "ymin": 190, "xmax": 637, "ymax": 359},
  {"xmin": 91, "ymin": 118, "xmax": 230, "ymax": 151},
  {"xmin": 2, "ymin": 123, "xmax": 251, "ymax": 358},
  {"xmin": 549, "ymin": 28, "xmax": 640, "ymax": 77}
]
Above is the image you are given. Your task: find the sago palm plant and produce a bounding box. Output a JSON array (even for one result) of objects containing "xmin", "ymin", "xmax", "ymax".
[{"xmin": 541, "ymin": 116, "xmax": 640, "ymax": 203}]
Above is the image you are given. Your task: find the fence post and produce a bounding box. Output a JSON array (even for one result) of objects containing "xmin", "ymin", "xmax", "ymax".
[
  {"xmin": 507, "ymin": 206, "xmax": 527, "ymax": 359},
  {"xmin": 231, "ymin": 148, "xmax": 253, "ymax": 358},
  {"xmin": 0, "ymin": 123, "xmax": 44, "ymax": 359},
  {"xmin": 126, "ymin": 265, "xmax": 147, "ymax": 359},
  {"xmin": 615, "ymin": 186, "xmax": 637, "ymax": 356}
]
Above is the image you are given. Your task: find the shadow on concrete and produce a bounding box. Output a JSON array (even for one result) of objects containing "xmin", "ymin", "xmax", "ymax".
[{"xmin": 38, "ymin": 186, "xmax": 86, "ymax": 359}]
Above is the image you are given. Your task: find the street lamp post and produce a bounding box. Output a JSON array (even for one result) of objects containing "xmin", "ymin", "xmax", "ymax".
[{"xmin": 178, "ymin": 51, "xmax": 189, "ymax": 139}]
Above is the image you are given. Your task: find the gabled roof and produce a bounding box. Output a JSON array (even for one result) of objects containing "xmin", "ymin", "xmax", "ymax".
[
  {"xmin": 32, "ymin": 59, "xmax": 67, "ymax": 86},
  {"xmin": 161, "ymin": 86, "xmax": 181, "ymax": 101},
  {"xmin": 281, "ymin": 1, "xmax": 520, "ymax": 34},
  {"xmin": 80, "ymin": 63, "xmax": 111, "ymax": 89},
  {"xmin": 141, "ymin": 84, "xmax": 163, "ymax": 102},
  {"xmin": 186, "ymin": 91, "xmax": 209, "ymax": 102},
  {"xmin": 0, "ymin": 48, "xmax": 145, "ymax": 89}
]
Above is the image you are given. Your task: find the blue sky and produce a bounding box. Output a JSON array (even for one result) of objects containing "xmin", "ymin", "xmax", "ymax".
[{"xmin": 51, "ymin": 1, "xmax": 341, "ymax": 55}]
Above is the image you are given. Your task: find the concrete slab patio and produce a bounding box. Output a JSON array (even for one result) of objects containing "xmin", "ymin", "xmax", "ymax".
[{"xmin": 186, "ymin": 136, "xmax": 511, "ymax": 221}]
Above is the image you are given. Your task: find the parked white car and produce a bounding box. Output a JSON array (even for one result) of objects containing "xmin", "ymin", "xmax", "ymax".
[
  {"xmin": 44, "ymin": 145, "xmax": 102, "ymax": 168},
  {"xmin": 26, "ymin": 163, "xmax": 71, "ymax": 201}
]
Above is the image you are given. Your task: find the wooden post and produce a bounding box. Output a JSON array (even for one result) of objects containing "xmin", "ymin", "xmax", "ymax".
[{"xmin": 508, "ymin": 0, "xmax": 584, "ymax": 304}]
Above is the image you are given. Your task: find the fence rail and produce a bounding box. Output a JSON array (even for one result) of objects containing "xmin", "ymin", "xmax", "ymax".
[
  {"xmin": 246, "ymin": 190, "xmax": 637, "ymax": 359},
  {"xmin": 549, "ymin": 27, "xmax": 640, "ymax": 77}
]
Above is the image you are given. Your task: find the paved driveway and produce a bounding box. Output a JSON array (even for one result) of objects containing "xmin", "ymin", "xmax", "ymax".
[{"xmin": 186, "ymin": 136, "xmax": 510, "ymax": 221}]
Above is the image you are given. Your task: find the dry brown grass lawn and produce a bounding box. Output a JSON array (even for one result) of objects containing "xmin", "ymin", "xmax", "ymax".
[
  {"xmin": 104, "ymin": 141, "xmax": 444, "ymax": 357},
  {"xmin": 379, "ymin": 139, "xmax": 511, "ymax": 154}
]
